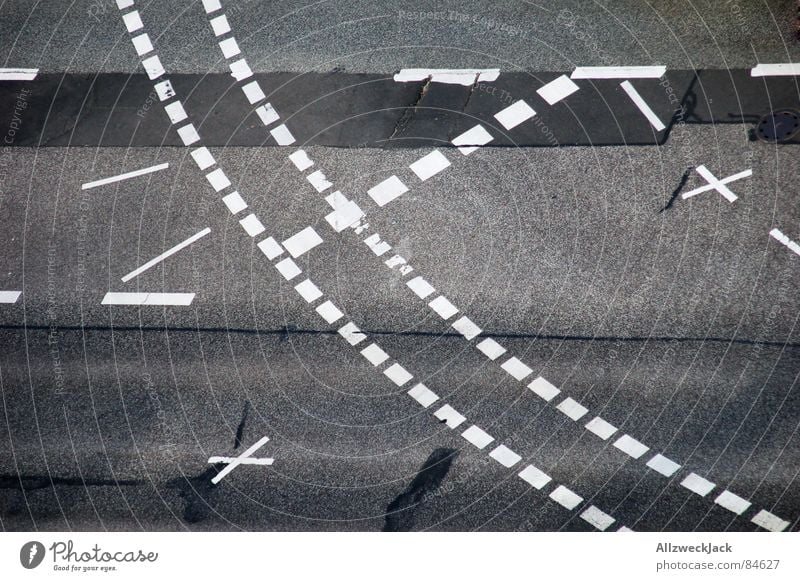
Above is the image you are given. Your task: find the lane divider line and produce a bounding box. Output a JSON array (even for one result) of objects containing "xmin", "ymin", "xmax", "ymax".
[
  {"xmin": 121, "ymin": 227, "xmax": 211, "ymax": 282},
  {"xmin": 620, "ymin": 80, "xmax": 666, "ymax": 131},
  {"xmin": 81, "ymin": 162, "xmax": 169, "ymax": 190}
]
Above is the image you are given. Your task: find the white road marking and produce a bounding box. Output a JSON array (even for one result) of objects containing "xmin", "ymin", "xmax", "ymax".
[
  {"xmin": 770, "ymin": 228, "xmax": 800, "ymax": 257},
  {"xmin": 537, "ymin": 75, "xmax": 580, "ymax": 105},
  {"xmin": 580, "ymin": 506, "xmax": 615, "ymax": 530},
  {"xmin": 282, "ymin": 226, "xmax": 323, "ymax": 258},
  {"xmin": 257, "ymin": 104, "xmax": 280, "ymax": 126},
  {"xmin": 556, "ymin": 397, "xmax": 588, "ymax": 421},
  {"xmin": 206, "ymin": 168, "xmax": 231, "ymax": 191},
  {"xmin": 364, "ymin": 233, "xmax": 391, "ymax": 256},
  {"xmin": 408, "ymin": 383, "xmax": 439, "ymax": 408},
  {"xmin": 549, "ymin": 485, "xmax": 583, "ymax": 510},
  {"xmin": 222, "ymin": 191, "xmax": 247, "ymax": 214},
  {"xmin": 613, "ymin": 434, "xmax": 650, "ymax": 459},
  {"xmin": 618, "ymin": 526, "xmax": 634, "ymax": 532},
  {"xmin": 154, "ymin": 80, "xmax": 175, "ymax": 101},
  {"xmin": 751, "ymin": 63, "xmax": 800, "ymax": 77},
  {"xmin": 209, "ymin": 14, "xmax": 231, "ymax": 36},
  {"xmin": 191, "ymin": 147, "xmax": 216, "ymax": 170},
  {"xmin": 646, "ymin": 454, "xmax": 681, "ymax": 477},
  {"xmin": 384, "ymin": 363, "xmax": 413, "ymax": 386},
  {"xmin": 500, "ymin": 357, "xmax": 533, "ymax": 381},
  {"xmin": 218, "ymin": 37, "xmax": 241, "ymax": 59},
  {"xmin": 451, "ymin": 316, "xmax": 482, "ymax": 340},
  {"xmin": 289, "ymin": 150, "xmax": 314, "ymax": 171},
  {"xmin": 270, "ymin": 124, "xmax": 295, "ymax": 145},
  {"xmin": 116, "ymin": 0, "xmax": 134, "ymax": 8},
  {"xmin": 0, "ymin": 68, "xmax": 39, "ymax": 81},
  {"xmin": 489, "ymin": 445, "xmax": 521, "ymax": 467},
  {"xmin": 571, "ymin": 66, "xmax": 666, "ymax": 79},
  {"xmin": 141, "ymin": 55, "xmax": 165, "ymax": 80},
  {"xmin": 325, "ymin": 200, "xmax": 364, "ymax": 232},
  {"xmin": 476, "ymin": 337, "xmax": 506, "ymax": 360},
  {"xmin": 307, "ymin": 170, "xmax": 332, "ymax": 192},
  {"xmin": 409, "ymin": 150, "xmax": 451, "ymax": 181},
  {"xmin": 229, "ymin": 59, "xmax": 253, "ymax": 81},
  {"xmin": 101, "ymin": 292, "xmax": 195, "ymax": 306},
  {"xmin": 680, "ymin": 472, "xmax": 716, "ymax": 497},
  {"xmin": 121, "ymin": 227, "xmax": 211, "ymax": 282},
  {"xmin": 241, "ymin": 81, "xmax": 266, "ymax": 104},
  {"xmin": 528, "ymin": 376, "xmax": 560, "ymax": 402},
  {"xmin": 518, "ymin": 464, "xmax": 552, "ymax": 489},
  {"xmin": 406, "ymin": 276, "xmax": 435, "ymax": 299},
  {"xmin": 393, "ymin": 68, "xmax": 500, "ymax": 85},
  {"xmin": 461, "ymin": 425, "xmax": 495, "ymax": 449},
  {"xmin": 131, "ymin": 33, "xmax": 154, "ymax": 56},
  {"xmin": 428, "ymin": 296, "xmax": 459, "ymax": 319},
  {"xmin": 210, "ymin": 436, "xmax": 270, "ymax": 484},
  {"xmin": 434, "ymin": 404, "xmax": 466, "ymax": 428},
  {"xmin": 275, "ymin": 257, "xmax": 301, "ymax": 280},
  {"xmin": 256, "ymin": 237, "xmax": 283, "ymax": 260},
  {"xmin": 620, "ymin": 80, "xmax": 665, "ymax": 131},
  {"xmin": 751, "ymin": 509, "xmax": 790, "ymax": 532},
  {"xmin": 714, "ymin": 490, "xmax": 751, "ymax": 515},
  {"xmin": 368, "ymin": 175, "xmax": 409, "ymax": 206},
  {"xmin": 208, "ymin": 457, "xmax": 273, "ymax": 465},
  {"xmin": 239, "ymin": 213, "xmax": 265, "ymax": 237},
  {"xmin": 494, "ymin": 100, "xmax": 536, "ymax": 130},
  {"xmin": 584, "ymin": 416, "xmax": 617, "ymax": 440},
  {"xmin": 361, "ymin": 343, "xmax": 390, "ymax": 366},
  {"xmin": 338, "ymin": 321, "xmax": 367, "ymax": 346},
  {"xmin": 201, "ymin": 0, "xmax": 222, "ymax": 13},
  {"xmin": 316, "ymin": 300, "xmax": 344, "ymax": 324},
  {"xmin": 294, "ymin": 279, "xmax": 323, "ymax": 303},
  {"xmin": 682, "ymin": 165, "xmax": 751, "ymax": 202},
  {"xmin": 164, "ymin": 101, "xmax": 188, "ymax": 124},
  {"xmin": 177, "ymin": 123, "xmax": 200, "ymax": 145},
  {"xmin": 122, "ymin": 10, "xmax": 143, "ymax": 32},
  {"xmin": 451, "ymin": 124, "xmax": 493, "ymax": 155},
  {"xmin": 0, "ymin": 291, "xmax": 22, "ymax": 303},
  {"xmin": 81, "ymin": 162, "xmax": 169, "ymax": 190}
]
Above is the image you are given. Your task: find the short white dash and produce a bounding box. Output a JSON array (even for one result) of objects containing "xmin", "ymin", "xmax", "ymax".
[
  {"xmin": 406, "ymin": 276, "xmax": 435, "ymax": 299},
  {"xmin": 476, "ymin": 338, "xmax": 506, "ymax": 360},
  {"xmin": 384, "ymin": 363, "xmax": 413, "ymax": 386},
  {"xmin": 307, "ymin": 170, "xmax": 332, "ymax": 192},
  {"xmin": 241, "ymin": 81, "xmax": 265, "ymax": 104},
  {"xmin": 140, "ymin": 55, "xmax": 165, "ymax": 80},
  {"xmin": 338, "ymin": 322, "xmax": 367, "ymax": 346},
  {"xmin": 201, "ymin": 0, "xmax": 222, "ymax": 13},
  {"xmin": 218, "ymin": 37, "xmax": 241, "ymax": 59},
  {"xmin": 570, "ymin": 66, "xmax": 666, "ymax": 79},
  {"xmin": 537, "ymin": 75, "xmax": 579, "ymax": 105},
  {"xmin": 646, "ymin": 454, "xmax": 681, "ymax": 477},
  {"xmin": 164, "ymin": 101, "xmax": 188, "ymax": 124},
  {"xmin": 206, "ymin": 168, "xmax": 231, "ymax": 192},
  {"xmin": 122, "ymin": 10, "xmax": 143, "ymax": 32},
  {"xmin": 131, "ymin": 33, "xmax": 154, "ymax": 56},
  {"xmin": 408, "ymin": 383, "xmax": 439, "ymax": 407},
  {"xmin": 751, "ymin": 63, "xmax": 800, "ymax": 77},
  {"xmin": 0, "ymin": 291, "xmax": 22, "ymax": 303},
  {"xmin": 239, "ymin": 214, "xmax": 265, "ymax": 237},
  {"xmin": 409, "ymin": 150, "xmax": 451, "ymax": 181},
  {"xmin": 368, "ymin": 175, "xmax": 408, "ymax": 206},
  {"xmin": 429, "ymin": 296, "xmax": 459, "ymax": 320},
  {"xmin": 461, "ymin": 425, "xmax": 495, "ymax": 449},
  {"xmin": 613, "ymin": 434, "xmax": 650, "ymax": 459},
  {"xmin": 270, "ymin": 124, "xmax": 295, "ymax": 145},
  {"xmin": 680, "ymin": 472, "xmax": 716, "ymax": 497},
  {"xmin": 316, "ymin": 300, "xmax": 344, "ymax": 324},
  {"xmin": 101, "ymin": 292, "xmax": 195, "ymax": 306},
  {"xmin": 207, "ymin": 457, "xmax": 273, "ymax": 465},
  {"xmin": 556, "ymin": 397, "xmax": 588, "ymax": 421},
  {"xmin": 549, "ymin": 485, "xmax": 583, "ymax": 510},
  {"xmin": 0, "ymin": 68, "xmax": 39, "ymax": 81},
  {"xmin": 275, "ymin": 257, "xmax": 301, "ymax": 280},
  {"xmin": 393, "ymin": 68, "xmax": 500, "ymax": 85},
  {"xmin": 494, "ymin": 100, "xmax": 536, "ymax": 130},
  {"xmin": 229, "ymin": 59, "xmax": 253, "ymax": 81},
  {"xmin": 364, "ymin": 233, "xmax": 391, "ymax": 256},
  {"xmin": 282, "ymin": 226, "xmax": 323, "ymax": 258},
  {"xmin": 361, "ymin": 343, "xmax": 390, "ymax": 366},
  {"xmin": 289, "ymin": 150, "xmax": 314, "ymax": 171},
  {"xmin": 584, "ymin": 416, "xmax": 617, "ymax": 440},
  {"xmin": 325, "ymin": 200, "xmax": 364, "ymax": 232},
  {"xmin": 434, "ymin": 404, "xmax": 466, "ymax": 429},
  {"xmin": 177, "ymin": 123, "xmax": 200, "ymax": 145},
  {"xmin": 451, "ymin": 316, "xmax": 482, "ymax": 340},
  {"xmin": 209, "ymin": 14, "xmax": 231, "ymax": 36},
  {"xmin": 222, "ymin": 191, "xmax": 247, "ymax": 214},
  {"xmin": 257, "ymin": 237, "xmax": 283, "ymax": 260},
  {"xmin": 489, "ymin": 445, "xmax": 521, "ymax": 467},
  {"xmin": 518, "ymin": 464, "xmax": 551, "ymax": 489},
  {"xmin": 116, "ymin": 0, "xmax": 134, "ymax": 8},
  {"xmin": 256, "ymin": 103, "xmax": 280, "ymax": 126},
  {"xmin": 751, "ymin": 509, "xmax": 790, "ymax": 532},
  {"xmin": 620, "ymin": 80, "xmax": 665, "ymax": 131},
  {"xmin": 500, "ymin": 357, "xmax": 533, "ymax": 381},
  {"xmin": 191, "ymin": 147, "xmax": 216, "ymax": 170},
  {"xmin": 580, "ymin": 506, "xmax": 615, "ymax": 531},
  {"xmin": 714, "ymin": 490, "xmax": 751, "ymax": 515},
  {"xmin": 121, "ymin": 228, "xmax": 210, "ymax": 282},
  {"xmin": 154, "ymin": 80, "xmax": 175, "ymax": 101},
  {"xmin": 294, "ymin": 279, "xmax": 323, "ymax": 303},
  {"xmin": 451, "ymin": 124, "xmax": 493, "ymax": 155},
  {"xmin": 81, "ymin": 163, "xmax": 169, "ymax": 190},
  {"xmin": 527, "ymin": 376, "xmax": 560, "ymax": 402}
]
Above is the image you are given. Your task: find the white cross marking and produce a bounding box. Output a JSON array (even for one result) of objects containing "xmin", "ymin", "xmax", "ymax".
[
  {"xmin": 209, "ymin": 436, "xmax": 271, "ymax": 484},
  {"xmin": 681, "ymin": 165, "xmax": 752, "ymax": 203}
]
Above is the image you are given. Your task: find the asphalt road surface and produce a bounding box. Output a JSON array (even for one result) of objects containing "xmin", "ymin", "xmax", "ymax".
[{"xmin": 1, "ymin": 0, "xmax": 799, "ymax": 532}]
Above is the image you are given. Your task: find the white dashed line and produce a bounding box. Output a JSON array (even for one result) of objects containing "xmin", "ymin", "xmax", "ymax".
[
  {"xmin": 0, "ymin": 68, "xmax": 39, "ymax": 81},
  {"xmin": 751, "ymin": 63, "xmax": 800, "ymax": 77},
  {"xmin": 681, "ymin": 473, "xmax": 716, "ymax": 497},
  {"xmin": 239, "ymin": 213, "xmax": 266, "ymax": 237},
  {"xmin": 549, "ymin": 485, "xmax": 583, "ymax": 510},
  {"xmin": 141, "ymin": 55, "xmax": 165, "ymax": 79},
  {"xmin": 646, "ymin": 454, "xmax": 681, "ymax": 477},
  {"xmin": 205, "ymin": 168, "xmax": 231, "ymax": 191},
  {"xmin": 270, "ymin": 124, "xmax": 295, "ymax": 145},
  {"xmin": 580, "ymin": 505, "xmax": 616, "ymax": 530},
  {"xmin": 307, "ymin": 170, "xmax": 332, "ymax": 193},
  {"xmin": 364, "ymin": 233, "xmax": 391, "ymax": 256},
  {"xmin": 556, "ymin": 397, "xmax": 589, "ymax": 421},
  {"xmin": 613, "ymin": 434, "xmax": 650, "ymax": 459},
  {"xmin": 451, "ymin": 124, "xmax": 493, "ymax": 155},
  {"xmin": 0, "ymin": 291, "xmax": 22, "ymax": 303},
  {"xmin": 240, "ymin": 81, "xmax": 265, "ymax": 104},
  {"xmin": 408, "ymin": 384, "xmax": 439, "ymax": 408},
  {"xmin": 518, "ymin": 464, "xmax": 552, "ymax": 489},
  {"xmin": 428, "ymin": 296, "xmax": 459, "ymax": 319},
  {"xmin": 406, "ymin": 276, "xmax": 436, "ymax": 299},
  {"xmin": 338, "ymin": 322, "xmax": 367, "ymax": 346},
  {"xmin": 282, "ymin": 226, "xmax": 323, "ymax": 258},
  {"xmin": 121, "ymin": 227, "xmax": 210, "ymax": 282},
  {"xmin": 256, "ymin": 237, "xmax": 284, "ymax": 260},
  {"xmin": 751, "ymin": 509, "xmax": 790, "ymax": 532},
  {"xmin": 494, "ymin": 100, "xmax": 536, "ymax": 130},
  {"xmin": 536, "ymin": 75, "xmax": 580, "ymax": 105},
  {"xmin": 101, "ymin": 292, "xmax": 195, "ymax": 306},
  {"xmin": 201, "ymin": 0, "xmax": 221, "ymax": 13},
  {"xmin": 434, "ymin": 404, "xmax": 466, "ymax": 429},
  {"xmin": 714, "ymin": 490, "xmax": 751, "ymax": 515},
  {"xmin": 163, "ymin": 101, "xmax": 188, "ymax": 124},
  {"xmin": 275, "ymin": 257, "xmax": 302, "ymax": 280},
  {"xmin": 360, "ymin": 343, "xmax": 390, "ymax": 366},
  {"xmin": 191, "ymin": 147, "xmax": 216, "ymax": 170},
  {"xmin": 384, "ymin": 363, "xmax": 413, "ymax": 386},
  {"xmin": 451, "ymin": 316, "xmax": 482, "ymax": 340},
  {"xmin": 81, "ymin": 162, "xmax": 169, "ymax": 190},
  {"xmin": 489, "ymin": 445, "xmax": 521, "ymax": 467},
  {"xmin": 570, "ymin": 66, "xmax": 666, "ymax": 79},
  {"xmin": 131, "ymin": 33, "xmax": 154, "ymax": 56},
  {"xmin": 500, "ymin": 357, "xmax": 533, "ymax": 381},
  {"xmin": 153, "ymin": 79, "xmax": 175, "ymax": 101},
  {"xmin": 229, "ymin": 60, "xmax": 253, "ymax": 81},
  {"xmin": 316, "ymin": 300, "xmax": 344, "ymax": 324},
  {"xmin": 218, "ymin": 37, "xmax": 241, "ymax": 59},
  {"xmin": 620, "ymin": 80, "xmax": 666, "ymax": 131},
  {"xmin": 584, "ymin": 416, "xmax": 617, "ymax": 440},
  {"xmin": 294, "ymin": 279, "xmax": 323, "ymax": 303},
  {"xmin": 122, "ymin": 10, "xmax": 143, "ymax": 32},
  {"xmin": 289, "ymin": 150, "xmax": 314, "ymax": 171},
  {"xmin": 209, "ymin": 14, "xmax": 231, "ymax": 36},
  {"xmin": 409, "ymin": 150, "xmax": 451, "ymax": 181},
  {"xmin": 528, "ymin": 376, "xmax": 561, "ymax": 402},
  {"xmin": 461, "ymin": 425, "xmax": 495, "ymax": 449},
  {"xmin": 257, "ymin": 104, "xmax": 280, "ymax": 126},
  {"xmin": 368, "ymin": 175, "xmax": 409, "ymax": 206},
  {"xmin": 222, "ymin": 191, "xmax": 247, "ymax": 214},
  {"xmin": 176, "ymin": 123, "xmax": 200, "ymax": 145},
  {"xmin": 476, "ymin": 337, "xmax": 506, "ymax": 360}
]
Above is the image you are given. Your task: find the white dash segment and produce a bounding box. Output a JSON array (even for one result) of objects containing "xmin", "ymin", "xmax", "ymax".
[
  {"xmin": 434, "ymin": 404, "xmax": 466, "ymax": 429},
  {"xmin": 256, "ymin": 103, "xmax": 280, "ymax": 126},
  {"xmin": 461, "ymin": 425, "xmax": 495, "ymax": 449},
  {"xmin": 537, "ymin": 75, "xmax": 580, "ymax": 105},
  {"xmin": 325, "ymin": 200, "xmax": 364, "ymax": 232},
  {"xmin": 406, "ymin": 276, "xmax": 435, "ymax": 299},
  {"xmin": 680, "ymin": 473, "xmax": 716, "ymax": 497},
  {"xmin": 571, "ymin": 66, "xmax": 667, "ymax": 79},
  {"xmin": 222, "ymin": 191, "xmax": 247, "ymax": 214},
  {"xmin": 140, "ymin": 55, "xmax": 165, "ymax": 80},
  {"xmin": 239, "ymin": 213, "xmax": 266, "ymax": 237},
  {"xmin": 0, "ymin": 68, "xmax": 39, "ymax": 81},
  {"xmin": 428, "ymin": 296, "xmax": 459, "ymax": 319},
  {"xmin": 121, "ymin": 228, "xmax": 211, "ymax": 282},
  {"xmin": 364, "ymin": 233, "xmax": 391, "ymax": 256},
  {"xmin": 518, "ymin": 465, "xmax": 551, "ymax": 489},
  {"xmin": 275, "ymin": 257, "xmax": 301, "ymax": 280},
  {"xmin": 177, "ymin": 123, "xmax": 200, "ymax": 145},
  {"xmin": 164, "ymin": 101, "xmax": 188, "ymax": 124},
  {"xmin": 451, "ymin": 124, "xmax": 493, "ymax": 155},
  {"xmin": 751, "ymin": 510, "xmax": 790, "ymax": 532},
  {"xmin": 384, "ymin": 363, "xmax": 413, "ymax": 386},
  {"xmin": 270, "ymin": 124, "xmax": 295, "ymax": 145},
  {"xmin": 289, "ymin": 150, "xmax": 314, "ymax": 171},
  {"xmin": 714, "ymin": 490, "xmax": 751, "ymax": 515},
  {"xmin": 451, "ymin": 316, "xmax": 482, "ymax": 340},
  {"xmin": 490, "ymin": 445, "xmax": 521, "ymax": 467},
  {"xmin": 154, "ymin": 80, "xmax": 175, "ymax": 101},
  {"xmin": 584, "ymin": 416, "xmax": 617, "ymax": 440},
  {"xmin": 294, "ymin": 279, "xmax": 323, "ymax": 303},
  {"xmin": 580, "ymin": 506, "xmax": 615, "ymax": 531},
  {"xmin": 528, "ymin": 376, "xmax": 560, "ymax": 402},
  {"xmin": 501, "ymin": 357, "xmax": 533, "ymax": 381},
  {"xmin": 218, "ymin": 37, "xmax": 241, "ymax": 59},
  {"xmin": 476, "ymin": 338, "xmax": 506, "ymax": 360},
  {"xmin": 116, "ymin": 0, "xmax": 134, "ymax": 8},
  {"xmin": 494, "ymin": 100, "xmax": 536, "ymax": 130},
  {"xmin": 206, "ymin": 169, "xmax": 231, "ymax": 191},
  {"xmin": 338, "ymin": 322, "xmax": 367, "ymax": 346},
  {"xmin": 209, "ymin": 14, "xmax": 231, "ymax": 36},
  {"xmin": 229, "ymin": 59, "xmax": 253, "ymax": 81},
  {"xmin": 613, "ymin": 434, "xmax": 650, "ymax": 459},
  {"xmin": 770, "ymin": 228, "xmax": 800, "ymax": 256},
  {"xmin": 101, "ymin": 292, "xmax": 195, "ymax": 306},
  {"xmin": 131, "ymin": 33, "xmax": 154, "ymax": 56},
  {"xmin": 0, "ymin": 291, "xmax": 22, "ymax": 303},
  {"xmin": 81, "ymin": 163, "xmax": 169, "ymax": 190},
  {"xmin": 122, "ymin": 10, "xmax": 144, "ymax": 32},
  {"xmin": 556, "ymin": 397, "xmax": 589, "ymax": 421},
  {"xmin": 620, "ymin": 80, "xmax": 666, "ymax": 131},
  {"xmin": 408, "ymin": 383, "xmax": 439, "ymax": 408},
  {"xmin": 361, "ymin": 343, "xmax": 390, "ymax": 366},
  {"xmin": 282, "ymin": 226, "xmax": 323, "ymax": 258},
  {"xmin": 368, "ymin": 175, "xmax": 409, "ymax": 206},
  {"xmin": 191, "ymin": 147, "xmax": 216, "ymax": 170},
  {"xmin": 409, "ymin": 150, "xmax": 451, "ymax": 181},
  {"xmin": 646, "ymin": 454, "xmax": 681, "ymax": 477},
  {"xmin": 256, "ymin": 237, "xmax": 283, "ymax": 260},
  {"xmin": 751, "ymin": 63, "xmax": 800, "ymax": 77},
  {"xmin": 549, "ymin": 485, "xmax": 583, "ymax": 510},
  {"xmin": 316, "ymin": 300, "xmax": 344, "ymax": 324},
  {"xmin": 241, "ymin": 80, "xmax": 266, "ymax": 104},
  {"xmin": 307, "ymin": 170, "xmax": 332, "ymax": 192},
  {"xmin": 201, "ymin": 0, "xmax": 222, "ymax": 13},
  {"xmin": 393, "ymin": 68, "xmax": 500, "ymax": 85},
  {"xmin": 207, "ymin": 457, "xmax": 273, "ymax": 465}
]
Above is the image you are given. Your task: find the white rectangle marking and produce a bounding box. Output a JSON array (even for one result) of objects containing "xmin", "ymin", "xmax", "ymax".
[
  {"xmin": 122, "ymin": 10, "xmax": 143, "ymax": 32},
  {"xmin": 451, "ymin": 316, "xmax": 481, "ymax": 340},
  {"xmin": 680, "ymin": 472, "xmax": 716, "ymax": 497},
  {"xmin": 646, "ymin": 454, "xmax": 681, "ymax": 477},
  {"xmin": 229, "ymin": 58, "xmax": 253, "ymax": 81},
  {"xmin": 434, "ymin": 405, "xmax": 466, "ymax": 429},
  {"xmin": 283, "ymin": 226, "xmax": 323, "ymax": 258},
  {"xmin": 307, "ymin": 170, "xmax": 332, "ymax": 192},
  {"xmin": 494, "ymin": 100, "xmax": 536, "ymax": 130},
  {"xmin": 201, "ymin": 0, "xmax": 222, "ymax": 13},
  {"xmin": 289, "ymin": 150, "xmax": 314, "ymax": 171},
  {"xmin": 154, "ymin": 80, "xmax": 175, "ymax": 101},
  {"xmin": 580, "ymin": 506, "xmax": 615, "ymax": 531},
  {"xmin": 620, "ymin": 80, "xmax": 666, "ymax": 131},
  {"xmin": 0, "ymin": 68, "xmax": 39, "ymax": 81},
  {"xmin": 222, "ymin": 191, "xmax": 247, "ymax": 214},
  {"xmin": 270, "ymin": 124, "xmax": 295, "ymax": 145},
  {"xmin": 256, "ymin": 103, "xmax": 280, "ymax": 126},
  {"xmin": 528, "ymin": 376, "xmax": 560, "ymax": 402},
  {"xmin": 294, "ymin": 279, "xmax": 323, "ymax": 303},
  {"xmin": 121, "ymin": 227, "xmax": 210, "ymax": 282},
  {"xmin": 177, "ymin": 123, "xmax": 200, "ymax": 145},
  {"xmin": 275, "ymin": 257, "xmax": 301, "ymax": 280},
  {"xmin": 0, "ymin": 291, "xmax": 21, "ymax": 303},
  {"xmin": 316, "ymin": 300, "xmax": 344, "ymax": 324},
  {"xmin": 406, "ymin": 276, "xmax": 435, "ymax": 299},
  {"xmin": 164, "ymin": 101, "xmax": 188, "ymax": 124},
  {"xmin": 476, "ymin": 337, "xmax": 506, "ymax": 360},
  {"xmin": 361, "ymin": 343, "xmax": 390, "ymax": 366},
  {"xmin": 408, "ymin": 383, "xmax": 439, "ymax": 408},
  {"xmin": 239, "ymin": 214, "xmax": 266, "ymax": 237},
  {"xmin": 367, "ymin": 175, "xmax": 409, "ymax": 206},
  {"xmin": 584, "ymin": 416, "xmax": 617, "ymax": 440},
  {"xmin": 714, "ymin": 490, "xmax": 751, "ymax": 515},
  {"xmin": 461, "ymin": 425, "xmax": 495, "ymax": 449},
  {"xmin": 751, "ymin": 63, "xmax": 800, "ymax": 77},
  {"xmin": 518, "ymin": 465, "xmax": 551, "ymax": 489},
  {"xmin": 537, "ymin": 75, "xmax": 580, "ymax": 105},
  {"xmin": 257, "ymin": 237, "xmax": 283, "ymax": 260},
  {"xmin": 409, "ymin": 150, "xmax": 451, "ymax": 181},
  {"xmin": 364, "ymin": 233, "xmax": 391, "ymax": 256},
  {"xmin": 81, "ymin": 163, "xmax": 169, "ymax": 190},
  {"xmin": 500, "ymin": 357, "xmax": 533, "ymax": 381},
  {"xmin": 191, "ymin": 147, "xmax": 216, "ymax": 170},
  {"xmin": 116, "ymin": 0, "xmax": 134, "ymax": 8},
  {"xmin": 140, "ymin": 55, "xmax": 165, "ymax": 79},
  {"xmin": 428, "ymin": 296, "xmax": 459, "ymax": 320},
  {"xmin": 490, "ymin": 445, "xmax": 521, "ymax": 467},
  {"xmin": 209, "ymin": 14, "xmax": 231, "ymax": 36},
  {"xmin": 571, "ymin": 66, "xmax": 667, "ymax": 79},
  {"xmin": 101, "ymin": 292, "xmax": 194, "ymax": 306},
  {"xmin": 131, "ymin": 33, "xmax": 154, "ymax": 56},
  {"xmin": 219, "ymin": 37, "xmax": 241, "ymax": 59},
  {"xmin": 451, "ymin": 124, "xmax": 493, "ymax": 155},
  {"xmin": 384, "ymin": 363, "xmax": 413, "ymax": 386},
  {"xmin": 613, "ymin": 434, "xmax": 650, "ymax": 459},
  {"xmin": 751, "ymin": 509, "xmax": 790, "ymax": 532},
  {"xmin": 338, "ymin": 322, "xmax": 367, "ymax": 346},
  {"xmin": 549, "ymin": 485, "xmax": 583, "ymax": 510},
  {"xmin": 325, "ymin": 201, "xmax": 364, "ymax": 232},
  {"xmin": 206, "ymin": 168, "xmax": 231, "ymax": 192},
  {"xmin": 556, "ymin": 397, "xmax": 588, "ymax": 421}
]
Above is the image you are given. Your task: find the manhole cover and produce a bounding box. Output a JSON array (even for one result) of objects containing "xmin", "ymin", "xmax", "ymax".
[{"xmin": 756, "ymin": 110, "xmax": 800, "ymax": 142}]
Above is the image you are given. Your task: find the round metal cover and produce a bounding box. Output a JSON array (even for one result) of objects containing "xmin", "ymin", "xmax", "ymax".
[{"xmin": 756, "ymin": 110, "xmax": 800, "ymax": 143}]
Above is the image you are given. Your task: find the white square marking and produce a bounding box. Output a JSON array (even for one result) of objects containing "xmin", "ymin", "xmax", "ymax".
[
  {"xmin": 490, "ymin": 445, "xmax": 521, "ymax": 467},
  {"xmin": 116, "ymin": 0, "xmax": 134, "ymax": 8},
  {"xmin": 307, "ymin": 170, "xmax": 332, "ymax": 192},
  {"xmin": 451, "ymin": 316, "xmax": 481, "ymax": 340},
  {"xmin": 528, "ymin": 376, "xmax": 560, "ymax": 402},
  {"xmin": 384, "ymin": 363, "xmax": 413, "ymax": 386},
  {"xmin": 218, "ymin": 37, "xmax": 241, "ymax": 59},
  {"xmin": 714, "ymin": 490, "xmax": 751, "ymax": 515},
  {"xmin": 451, "ymin": 124, "xmax": 493, "ymax": 155},
  {"xmin": 461, "ymin": 425, "xmax": 495, "ymax": 449},
  {"xmin": 409, "ymin": 150, "xmax": 451, "ymax": 181},
  {"xmin": 549, "ymin": 485, "xmax": 583, "ymax": 510},
  {"xmin": 556, "ymin": 397, "xmax": 588, "ymax": 421},
  {"xmin": 122, "ymin": 11, "xmax": 143, "ymax": 32},
  {"xmin": 201, "ymin": 0, "xmax": 222, "ymax": 13},
  {"xmin": 282, "ymin": 226, "xmax": 323, "ymax": 258},
  {"xmin": 209, "ymin": 14, "xmax": 231, "ymax": 36},
  {"xmin": 289, "ymin": 150, "xmax": 314, "ymax": 171},
  {"xmin": 294, "ymin": 279, "xmax": 323, "ymax": 303},
  {"xmin": 367, "ymin": 175, "xmax": 409, "ymax": 206},
  {"xmin": 494, "ymin": 100, "xmax": 536, "ymax": 130},
  {"xmin": 256, "ymin": 237, "xmax": 283, "ymax": 260},
  {"xmin": 613, "ymin": 434, "xmax": 649, "ymax": 459},
  {"xmin": 239, "ymin": 213, "xmax": 265, "ymax": 237},
  {"xmin": 229, "ymin": 59, "xmax": 253, "ymax": 81},
  {"xmin": 190, "ymin": 147, "xmax": 216, "ymax": 170},
  {"xmin": 518, "ymin": 465, "xmax": 551, "ymax": 489},
  {"xmin": 241, "ymin": 82, "xmax": 265, "ymax": 105},
  {"xmin": 537, "ymin": 75, "xmax": 580, "ymax": 105},
  {"xmin": 316, "ymin": 300, "xmax": 344, "ymax": 324},
  {"xmin": 680, "ymin": 472, "xmax": 716, "ymax": 497},
  {"xmin": 584, "ymin": 416, "xmax": 617, "ymax": 440},
  {"xmin": 222, "ymin": 191, "xmax": 247, "ymax": 214},
  {"xmin": 338, "ymin": 322, "xmax": 367, "ymax": 345},
  {"xmin": 206, "ymin": 168, "xmax": 231, "ymax": 192},
  {"xmin": 434, "ymin": 405, "xmax": 466, "ymax": 429},
  {"xmin": 408, "ymin": 384, "xmax": 439, "ymax": 408},
  {"xmin": 361, "ymin": 343, "xmax": 389, "ymax": 366},
  {"xmin": 429, "ymin": 296, "xmax": 458, "ymax": 319},
  {"xmin": 154, "ymin": 80, "xmax": 175, "ymax": 101},
  {"xmin": 751, "ymin": 510, "xmax": 790, "ymax": 532},
  {"xmin": 270, "ymin": 124, "xmax": 295, "ymax": 145},
  {"xmin": 325, "ymin": 201, "xmax": 364, "ymax": 232},
  {"xmin": 141, "ymin": 55, "xmax": 165, "ymax": 80},
  {"xmin": 256, "ymin": 103, "xmax": 280, "ymax": 126},
  {"xmin": 500, "ymin": 357, "xmax": 533, "ymax": 381},
  {"xmin": 364, "ymin": 233, "xmax": 391, "ymax": 256},
  {"xmin": 275, "ymin": 257, "xmax": 301, "ymax": 280},
  {"xmin": 618, "ymin": 526, "xmax": 634, "ymax": 532},
  {"xmin": 131, "ymin": 33, "xmax": 153, "ymax": 56},
  {"xmin": 406, "ymin": 276, "xmax": 435, "ymax": 299},
  {"xmin": 476, "ymin": 338, "xmax": 506, "ymax": 360},
  {"xmin": 164, "ymin": 101, "xmax": 188, "ymax": 124},
  {"xmin": 646, "ymin": 454, "xmax": 681, "ymax": 477},
  {"xmin": 580, "ymin": 506, "xmax": 615, "ymax": 531},
  {"xmin": 176, "ymin": 123, "xmax": 200, "ymax": 145}
]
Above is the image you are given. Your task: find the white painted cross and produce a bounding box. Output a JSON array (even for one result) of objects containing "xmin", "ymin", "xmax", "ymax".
[
  {"xmin": 208, "ymin": 436, "xmax": 273, "ymax": 484},
  {"xmin": 681, "ymin": 165, "xmax": 752, "ymax": 203}
]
